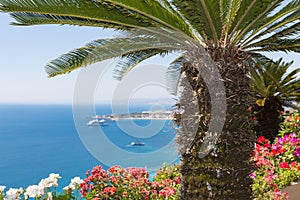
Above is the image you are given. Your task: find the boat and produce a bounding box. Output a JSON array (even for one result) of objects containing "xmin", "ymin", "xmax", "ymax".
[
  {"xmin": 86, "ymin": 119, "xmax": 108, "ymax": 126},
  {"xmin": 130, "ymin": 141, "xmax": 145, "ymax": 146},
  {"xmin": 86, "ymin": 119, "xmax": 99, "ymax": 126},
  {"xmin": 98, "ymin": 119, "xmax": 109, "ymax": 126}
]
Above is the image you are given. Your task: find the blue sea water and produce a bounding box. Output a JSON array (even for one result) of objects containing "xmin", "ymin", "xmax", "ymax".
[{"xmin": 0, "ymin": 104, "xmax": 179, "ymax": 190}]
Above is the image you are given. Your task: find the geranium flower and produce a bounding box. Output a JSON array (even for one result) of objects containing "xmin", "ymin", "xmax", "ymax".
[
  {"xmin": 257, "ymin": 136, "xmax": 267, "ymax": 144},
  {"xmin": 279, "ymin": 162, "xmax": 289, "ymax": 169},
  {"xmin": 294, "ymin": 146, "xmax": 300, "ymax": 157},
  {"xmin": 4, "ymin": 188, "xmax": 23, "ymax": 200},
  {"xmin": 24, "ymin": 185, "xmax": 45, "ymax": 199},
  {"xmin": 0, "ymin": 186, "xmax": 6, "ymax": 192}
]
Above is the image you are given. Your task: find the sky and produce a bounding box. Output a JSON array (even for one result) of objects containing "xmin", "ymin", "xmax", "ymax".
[{"xmin": 0, "ymin": 11, "xmax": 299, "ymax": 104}]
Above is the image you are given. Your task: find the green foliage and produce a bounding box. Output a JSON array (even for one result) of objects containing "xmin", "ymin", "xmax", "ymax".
[
  {"xmin": 250, "ymin": 58, "xmax": 300, "ymax": 108},
  {"xmin": 153, "ymin": 163, "xmax": 181, "ymax": 183},
  {"xmin": 53, "ymin": 194, "xmax": 74, "ymax": 200}
]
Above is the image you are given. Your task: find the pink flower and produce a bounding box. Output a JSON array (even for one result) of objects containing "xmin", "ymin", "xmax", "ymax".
[
  {"xmin": 249, "ymin": 173, "xmax": 256, "ymax": 179},
  {"xmin": 159, "ymin": 187, "xmax": 176, "ymax": 198},
  {"xmin": 103, "ymin": 186, "xmax": 116, "ymax": 195},
  {"xmin": 290, "ymin": 161, "xmax": 297, "ymax": 167}
]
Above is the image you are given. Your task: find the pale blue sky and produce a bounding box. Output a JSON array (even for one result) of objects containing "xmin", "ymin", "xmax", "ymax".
[{"xmin": 0, "ymin": 12, "xmax": 299, "ymax": 104}]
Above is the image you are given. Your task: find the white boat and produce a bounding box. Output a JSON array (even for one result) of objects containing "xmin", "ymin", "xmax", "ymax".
[
  {"xmin": 98, "ymin": 119, "xmax": 109, "ymax": 126},
  {"xmin": 86, "ymin": 119, "xmax": 99, "ymax": 126},
  {"xmin": 86, "ymin": 119, "xmax": 108, "ymax": 126},
  {"xmin": 130, "ymin": 141, "xmax": 145, "ymax": 146}
]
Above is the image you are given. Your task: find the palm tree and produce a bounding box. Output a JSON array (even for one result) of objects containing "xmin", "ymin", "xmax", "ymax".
[
  {"xmin": 1, "ymin": 0, "xmax": 299, "ymax": 199},
  {"xmin": 250, "ymin": 58, "xmax": 300, "ymax": 142}
]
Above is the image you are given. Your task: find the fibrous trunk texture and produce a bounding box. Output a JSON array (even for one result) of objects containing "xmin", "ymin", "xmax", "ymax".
[
  {"xmin": 176, "ymin": 46, "xmax": 256, "ymax": 200},
  {"xmin": 253, "ymin": 97, "xmax": 283, "ymax": 142}
]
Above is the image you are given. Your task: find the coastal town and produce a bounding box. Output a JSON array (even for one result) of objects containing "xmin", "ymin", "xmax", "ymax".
[{"xmin": 91, "ymin": 110, "xmax": 175, "ymax": 121}]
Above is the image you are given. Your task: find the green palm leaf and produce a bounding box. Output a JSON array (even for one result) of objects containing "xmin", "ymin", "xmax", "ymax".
[
  {"xmin": 101, "ymin": 0, "xmax": 194, "ymax": 37},
  {"xmin": 166, "ymin": 56, "xmax": 184, "ymax": 95},
  {"xmin": 0, "ymin": 0, "xmax": 154, "ymax": 28},
  {"xmin": 250, "ymin": 58, "xmax": 300, "ymax": 108},
  {"xmin": 10, "ymin": 12, "xmax": 130, "ymax": 29},
  {"xmin": 45, "ymin": 35, "xmax": 183, "ymax": 77},
  {"xmin": 45, "ymin": 28, "xmax": 195, "ymax": 77},
  {"xmin": 231, "ymin": 0, "xmax": 284, "ymax": 43},
  {"xmin": 113, "ymin": 49, "xmax": 168, "ymax": 80},
  {"xmin": 172, "ymin": 0, "xmax": 222, "ymax": 43},
  {"xmin": 241, "ymin": 0, "xmax": 300, "ymax": 46}
]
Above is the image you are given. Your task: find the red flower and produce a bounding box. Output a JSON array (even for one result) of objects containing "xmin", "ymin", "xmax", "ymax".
[
  {"xmin": 264, "ymin": 143, "xmax": 271, "ymax": 148},
  {"xmin": 298, "ymin": 166, "xmax": 300, "ymax": 171},
  {"xmin": 257, "ymin": 136, "xmax": 266, "ymax": 144},
  {"xmin": 279, "ymin": 162, "xmax": 289, "ymax": 169},
  {"xmin": 247, "ymin": 107, "xmax": 252, "ymax": 112},
  {"xmin": 277, "ymin": 148, "xmax": 287, "ymax": 154},
  {"xmin": 253, "ymin": 116, "xmax": 258, "ymax": 121},
  {"xmin": 270, "ymin": 150, "xmax": 277, "ymax": 156}
]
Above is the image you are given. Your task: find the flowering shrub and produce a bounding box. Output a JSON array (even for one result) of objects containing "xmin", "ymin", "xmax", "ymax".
[
  {"xmin": 279, "ymin": 112, "xmax": 300, "ymax": 137},
  {"xmin": 251, "ymin": 111, "xmax": 300, "ymax": 200},
  {"xmin": 153, "ymin": 163, "xmax": 180, "ymax": 185},
  {"xmin": 0, "ymin": 174, "xmax": 84, "ymax": 200},
  {"xmin": 80, "ymin": 165, "xmax": 180, "ymax": 200}
]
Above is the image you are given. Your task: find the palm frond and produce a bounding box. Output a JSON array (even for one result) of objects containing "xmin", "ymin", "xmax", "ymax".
[
  {"xmin": 231, "ymin": 0, "xmax": 284, "ymax": 44},
  {"xmin": 281, "ymin": 65, "xmax": 299, "ymax": 85},
  {"xmin": 45, "ymin": 28, "xmax": 193, "ymax": 77},
  {"xmin": 248, "ymin": 38, "xmax": 300, "ymax": 53},
  {"xmin": 113, "ymin": 49, "xmax": 167, "ymax": 80},
  {"xmin": 241, "ymin": 0, "xmax": 300, "ymax": 46},
  {"xmin": 250, "ymin": 65, "xmax": 268, "ymax": 97},
  {"xmin": 250, "ymin": 58, "xmax": 300, "ymax": 107},
  {"xmin": 172, "ymin": 0, "xmax": 222, "ymax": 44},
  {"xmin": 9, "ymin": 12, "xmax": 130, "ymax": 29},
  {"xmin": 166, "ymin": 56, "xmax": 185, "ymax": 95},
  {"xmin": 0, "ymin": 0, "xmax": 196, "ymax": 38},
  {"xmin": 0, "ymin": 0, "xmax": 156, "ymax": 29},
  {"xmin": 246, "ymin": 20, "xmax": 300, "ymax": 52},
  {"xmin": 102, "ymin": 0, "xmax": 194, "ymax": 38},
  {"xmin": 282, "ymin": 100, "xmax": 300, "ymax": 110},
  {"xmin": 226, "ymin": 0, "xmax": 258, "ymax": 41},
  {"xmin": 219, "ymin": 0, "xmax": 230, "ymax": 25},
  {"xmin": 223, "ymin": 0, "xmax": 242, "ymax": 43}
]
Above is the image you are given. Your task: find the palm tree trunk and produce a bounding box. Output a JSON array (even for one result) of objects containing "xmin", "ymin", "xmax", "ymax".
[
  {"xmin": 253, "ymin": 97, "xmax": 283, "ymax": 142},
  {"xmin": 176, "ymin": 47, "xmax": 256, "ymax": 199}
]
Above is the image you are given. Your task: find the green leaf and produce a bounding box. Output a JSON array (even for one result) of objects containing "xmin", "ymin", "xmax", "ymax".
[
  {"xmin": 172, "ymin": 0, "xmax": 222, "ymax": 43},
  {"xmin": 242, "ymin": 0, "xmax": 300, "ymax": 46},
  {"xmin": 45, "ymin": 28, "xmax": 191, "ymax": 77},
  {"xmin": 232, "ymin": 0, "xmax": 284, "ymax": 43},
  {"xmin": 0, "ymin": 0, "xmax": 154, "ymax": 28},
  {"xmin": 113, "ymin": 49, "xmax": 167, "ymax": 80},
  {"xmin": 166, "ymin": 56, "xmax": 185, "ymax": 95},
  {"xmin": 102, "ymin": 0, "xmax": 194, "ymax": 37},
  {"xmin": 256, "ymin": 98, "xmax": 267, "ymax": 106}
]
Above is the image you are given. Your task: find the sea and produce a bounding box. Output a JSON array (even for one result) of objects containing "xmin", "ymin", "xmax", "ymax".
[{"xmin": 0, "ymin": 104, "xmax": 180, "ymax": 191}]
